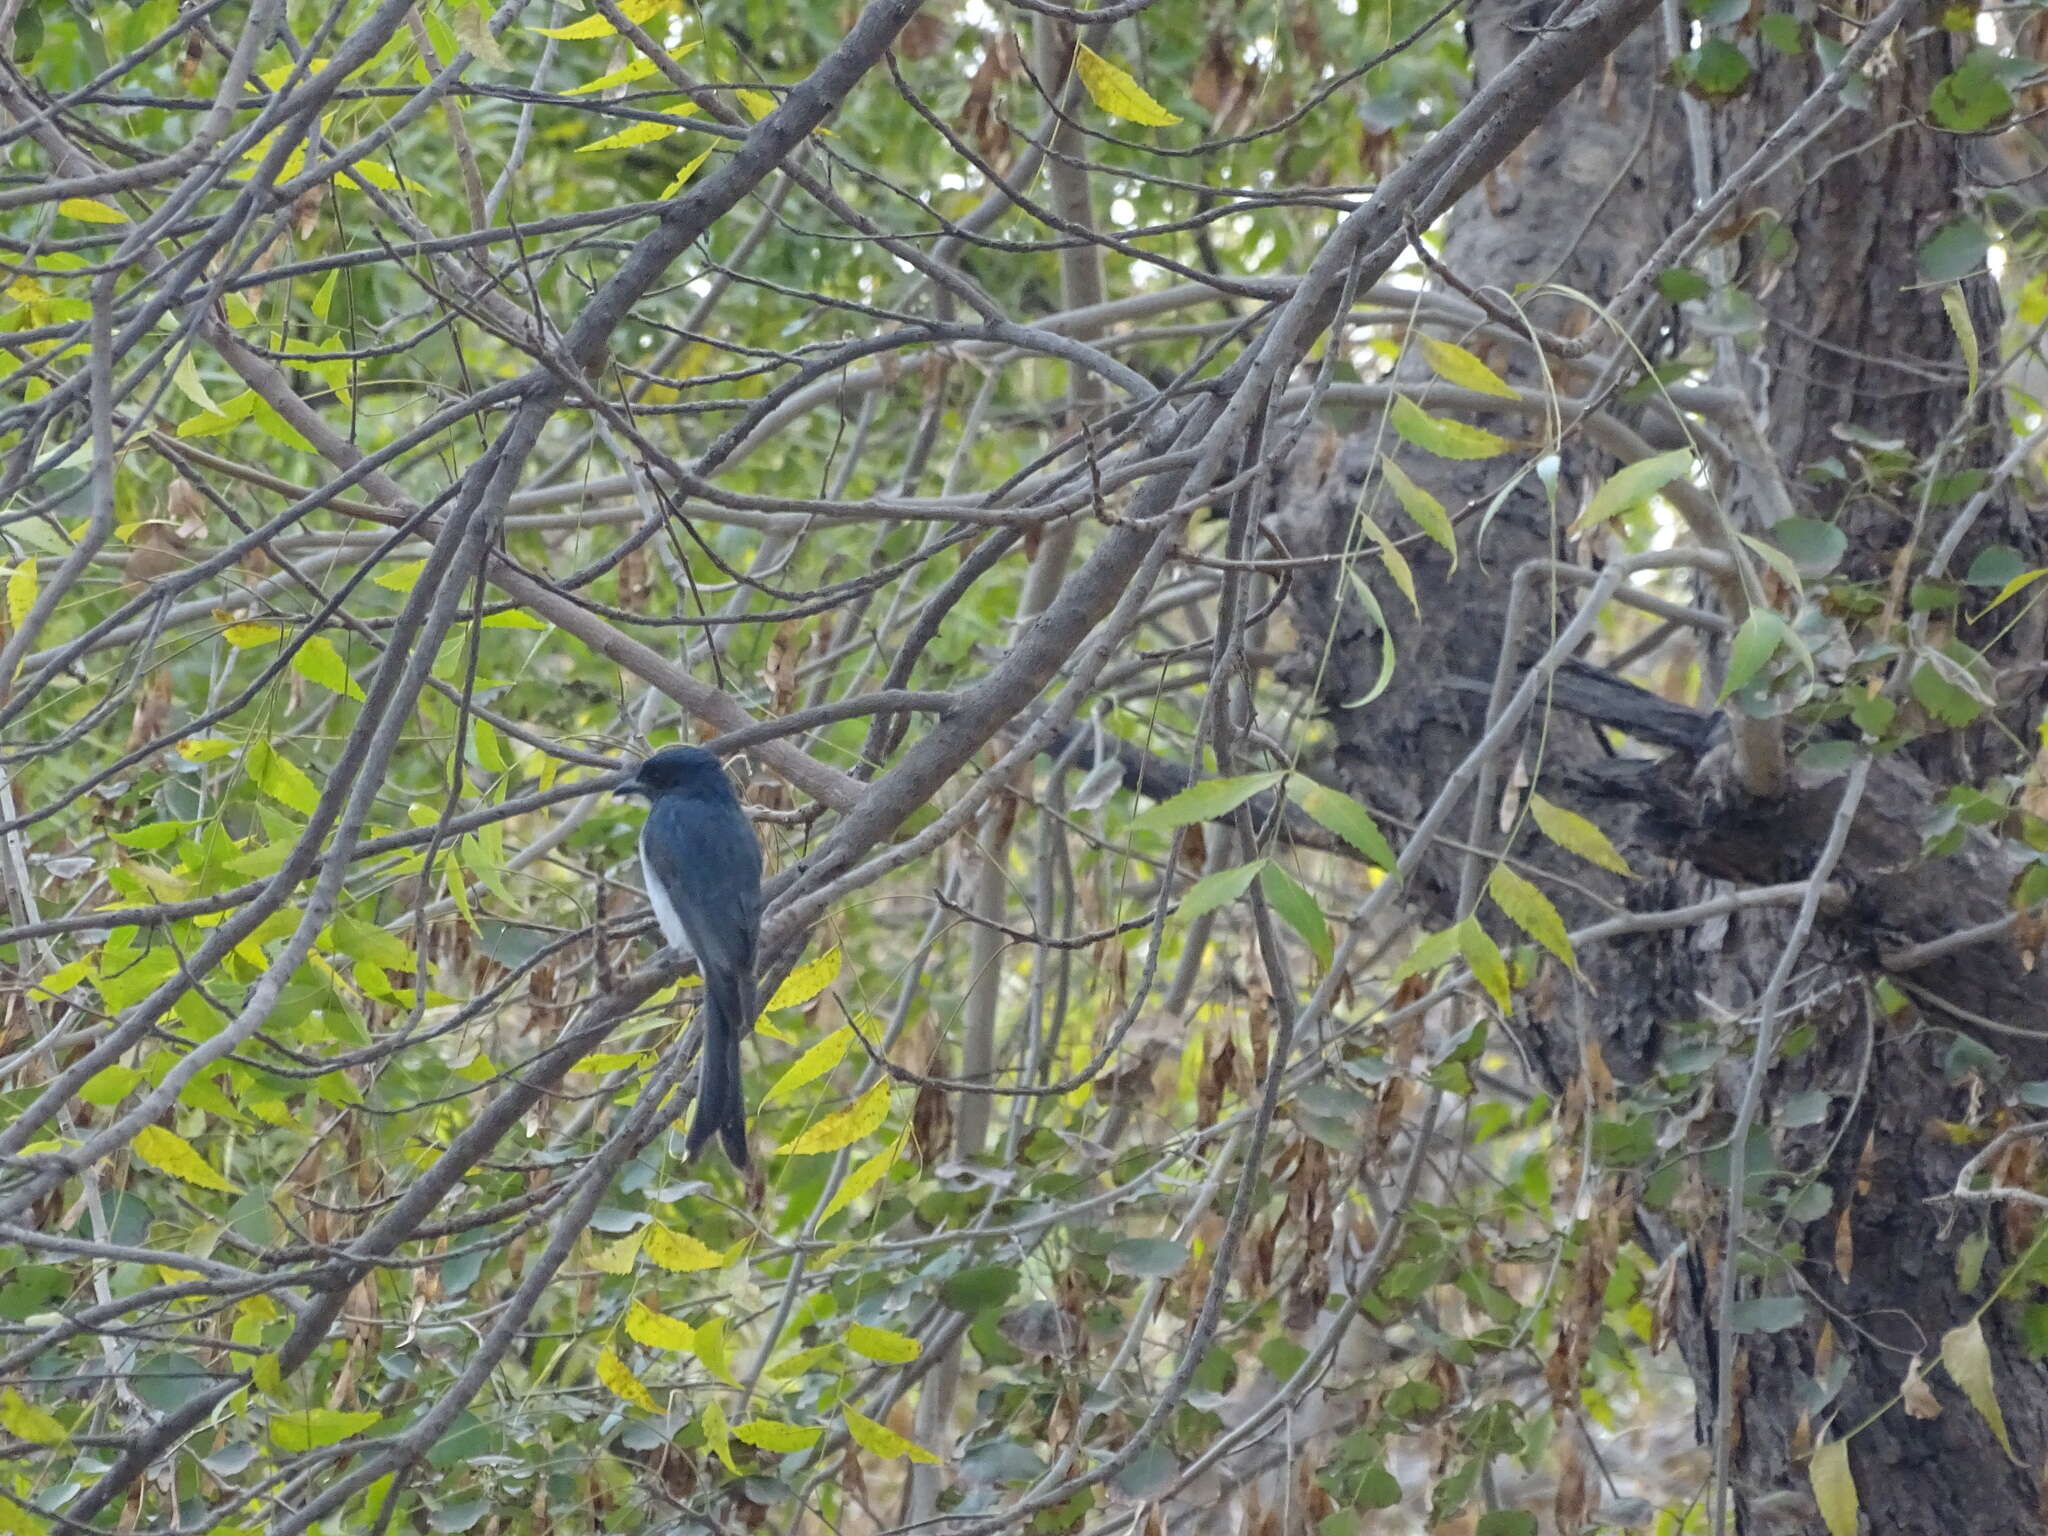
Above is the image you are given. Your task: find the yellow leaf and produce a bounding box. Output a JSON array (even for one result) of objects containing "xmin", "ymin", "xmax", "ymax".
[
  {"xmin": 6, "ymin": 559, "xmax": 35, "ymax": 631},
  {"xmin": 1527, "ymin": 793, "xmax": 1634, "ymax": 877},
  {"xmin": 1073, "ymin": 45, "xmax": 1180, "ymax": 127},
  {"xmin": 1457, "ymin": 916, "xmax": 1510, "ymax": 1010},
  {"xmin": 845, "ymin": 1322, "xmax": 920, "ymax": 1364},
  {"xmin": 451, "ymin": 2, "xmax": 511, "ymax": 69},
  {"xmin": 588, "ymin": 1229, "xmax": 643, "ymax": 1275},
  {"xmin": 1941, "ymin": 1317, "xmax": 2015, "ymax": 1459},
  {"xmin": 766, "ymin": 947, "xmax": 841, "ymax": 1011},
  {"xmin": 340, "ymin": 159, "xmax": 427, "ymax": 195},
  {"xmin": 59, "ymin": 197, "xmax": 127, "ymax": 224},
  {"xmin": 596, "ymin": 1346, "xmax": 657, "ymax": 1411},
  {"xmin": 534, "ymin": 0, "xmax": 669, "ymax": 39},
  {"xmin": 843, "ymin": 1405, "xmax": 939, "ymax": 1464},
  {"xmin": 625, "ymin": 1299, "xmax": 695, "ymax": 1351},
  {"xmin": 779, "ymin": 1078, "xmax": 892, "ymax": 1156},
  {"xmin": 734, "ymin": 88, "xmax": 776, "ymax": 119},
  {"xmin": 1487, "ymin": 865, "xmax": 1575, "ymax": 971},
  {"xmin": 217, "ymin": 613, "xmax": 284, "ymax": 647},
  {"xmin": 664, "ymin": 148, "xmax": 713, "ymax": 197},
  {"xmin": 1353, "ymin": 509, "xmax": 1416, "ymax": 617},
  {"xmin": 577, "ymin": 118, "xmax": 684, "ymax": 153},
  {"xmin": 1389, "ymin": 395, "xmax": 1512, "ymax": 460},
  {"xmin": 761, "ymin": 1027, "xmax": 849, "ymax": 1108},
  {"xmin": 0, "ymin": 1389, "xmax": 66, "ymax": 1446},
  {"xmin": 1942, "ymin": 284, "xmax": 1979, "ymax": 402},
  {"xmin": 1810, "ymin": 1437, "xmax": 1858, "ymax": 1536},
  {"xmin": 818, "ymin": 1139, "xmax": 898, "ymax": 1222},
  {"xmin": 564, "ymin": 57, "xmax": 663, "ymax": 95},
  {"xmin": 132, "ymin": 1125, "xmax": 240, "ymax": 1194},
  {"xmin": 642, "ymin": 1221, "xmax": 725, "ymax": 1272},
  {"xmin": 733, "ymin": 1416, "xmax": 823, "ymax": 1453},
  {"xmin": 1416, "ymin": 335, "xmax": 1517, "ymax": 400},
  {"xmin": 699, "ymin": 1396, "xmax": 738, "ymax": 1473}
]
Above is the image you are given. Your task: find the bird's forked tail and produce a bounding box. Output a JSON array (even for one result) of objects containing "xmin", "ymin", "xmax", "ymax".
[{"xmin": 685, "ymin": 998, "xmax": 750, "ymax": 1169}]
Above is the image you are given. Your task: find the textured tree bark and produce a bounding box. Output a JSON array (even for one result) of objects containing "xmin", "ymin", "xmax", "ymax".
[{"xmin": 1279, "ymin": 3, "xmax": 2048, "ymax": 1528}]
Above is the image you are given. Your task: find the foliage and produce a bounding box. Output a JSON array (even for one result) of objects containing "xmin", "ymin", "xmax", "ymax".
[{"xmin": 2, "ymin": 1, "xmax": 2046, "ymax": 1534}]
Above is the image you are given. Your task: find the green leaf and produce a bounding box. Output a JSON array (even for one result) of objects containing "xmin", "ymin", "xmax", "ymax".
[
  {"xmin": 938, "ymin": 1264, "xmax": 1020, "ymax": 1312},
  {"xmin": 1683, "ymin": 39, "xmax": 1751, "ymax": 95},
  {"xmin": 1179, "ymin": 859, "xmax": 1266, "ymax": 923},
  {"xmin": 243, "ymin": 739, "xmax": 321, "ymax": 816},
  {"xmin": 1108, "ymin": 1237, "xmax": 1191, "ymax": 1278},
  {"xmin": 1920, "ymin": 219, "xmax": 1989, "ymax": 283},
  {"xmin": 1487, "ymin": 865, "xmax": 1574, "ymax": 970},
  {"xmin": 1929, "ymin": 59, "xmax": 2012, "ymax": 133},
  {"xmin": 1377, "ymin": 455, "xmax": 1456, "ymax": 564},
  {"xmin": 1390, "ymin": 924, "xmax": 1463, "ymax": 986},
  {"xmin": 1296, "ymin": 781, "xmax": 1399, "ymax": 871},
  {"xmin": 1388, "ymin": 395, "xmax": 1511, "ymax": 460},
  {"xmin": 1769, "ymin": 517, "xmax": 1847, "ymax": 577},
  {"xmin": 1657, "ymin": 266, "xmax": 1711, "ymax": 302},
  {"xmin": 1758, "ymin": 12, "xmax": 1803, "ymax": 53},
  {"xmin": 1259, "ymin": 862, "xmax": 1332, "ymax": 969},
  {"xmin": 1573, "ymin": 449, "xmax": 1694, "ymax": 534},
  {"xmin": 1527, "ymin": 793, "xmax": 1632, "ymax": 877},
  {"xmin": 290, "ymin": 635, "xmax": 364, "ymax": 700},
  {"xmin": 1911, "ymin": 661, "xmax": 1983, "ymax": 728},
  {"xmin": 1729, "ymin": 1294, "xmax": 1806, "ymax": 1332},
  {"xmin": 1720, "ymin": 609, "xmax": 1787, "ymax": 700},
  {"xmin": 269, "ymin": 1407, "xmax": 382, "ymax": 1452},
  {"xmin": 817, "ymin": 1141, "xmax": 896, "ymax": 1223},
  {"xmin": 1126, "ymin": 771, "xmax": 1284, "ymax": 834},
  {"xmin": 1415, "ymin": 335, "xmax": 1517, "ymax": 399}
]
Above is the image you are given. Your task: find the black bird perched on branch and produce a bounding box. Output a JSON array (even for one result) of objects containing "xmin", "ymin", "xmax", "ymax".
[{"xmin": 616, "ymin": 746, "xmax": 762, "ymax": 1169}]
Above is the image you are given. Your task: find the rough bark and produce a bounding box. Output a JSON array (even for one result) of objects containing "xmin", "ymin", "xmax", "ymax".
[{"xmin": 1279, "ymin": 4, "xmax": 2048, "ymax": 1529}]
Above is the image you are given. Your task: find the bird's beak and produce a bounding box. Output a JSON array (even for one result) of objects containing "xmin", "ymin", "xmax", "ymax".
[{"xmin": 613, "ymin": 769, "xmax": 645, "ymax": 798}]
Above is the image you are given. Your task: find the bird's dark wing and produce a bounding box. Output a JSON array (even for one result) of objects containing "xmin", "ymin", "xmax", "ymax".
[
  {"xmin": 643, "ymin": 792, "xmax": 763, "ymax": 1167},
  {"xmin": 641, "ymin": 793, "xmax": 763, "ymax": 1005}
]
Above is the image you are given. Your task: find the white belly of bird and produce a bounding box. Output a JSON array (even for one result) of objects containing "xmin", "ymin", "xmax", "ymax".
[{"xmin": 640, "ymin": 839, "xmax": 695, "ymax": 959}]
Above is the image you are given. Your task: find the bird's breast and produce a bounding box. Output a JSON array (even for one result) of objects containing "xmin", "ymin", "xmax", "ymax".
[{"xmin": 639, "ymin": 835, "xmax": 693, "ymax": 954}]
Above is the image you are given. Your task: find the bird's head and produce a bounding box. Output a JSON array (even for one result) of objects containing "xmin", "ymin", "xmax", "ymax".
[{"xmin": 615, "ymin": 745, "xmax": 731, "ymax": 800}]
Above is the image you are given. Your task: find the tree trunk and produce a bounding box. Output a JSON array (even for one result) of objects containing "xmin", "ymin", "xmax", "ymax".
[{"xmin": 1279, "ymin": 3, "xmax": 2048, "ymax": 1528}]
